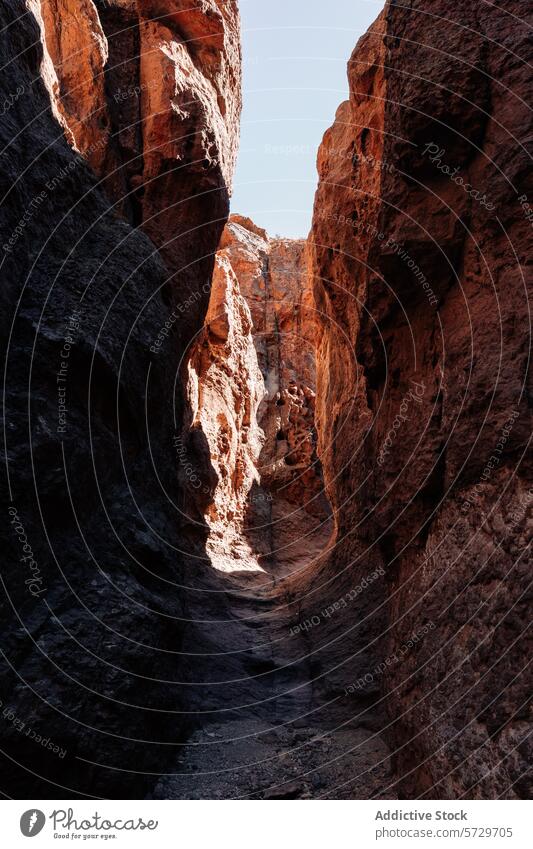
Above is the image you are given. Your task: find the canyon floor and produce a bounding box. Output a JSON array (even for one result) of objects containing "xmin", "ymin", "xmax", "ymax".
[
  {"xmin": 152, "ymin": 216, "xmax": 397, "ymax": 799},
  {"xmin": 152, "ymin": 563, "xmax": 396, "ymax": 800}
]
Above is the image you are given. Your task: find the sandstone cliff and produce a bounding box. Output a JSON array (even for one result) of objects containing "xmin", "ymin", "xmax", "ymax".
[
  {"xmin": 184, "ymin": 215, "xmax": 332, "ymax": 577},
  {"xmin": 184, "ymin": 222, "xmax": 266, "ymax": 571},
  {"xmin": 309, "ymin": 0, "xmax": 532, "ymax": 798},
  {"xmin": 0, "ymin": 0, "xmax": 240, "ymax": 798},
  {"xmin": 1, "ymin": 0, "xmax": 531, "ymax": 803},
  {"xmin": 32, "ymin": 0, "xmax": 241, "ymax": 341}
]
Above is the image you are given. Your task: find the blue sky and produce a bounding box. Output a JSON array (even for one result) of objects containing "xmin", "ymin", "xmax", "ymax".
[{"xmin": 230, "ymin": 0, "xmax": 383, "ymax": 238}]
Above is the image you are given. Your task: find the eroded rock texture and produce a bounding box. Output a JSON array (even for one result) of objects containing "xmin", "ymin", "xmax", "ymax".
[
  {"xmin": 1, "ymin": 0, "xmax": 530, "ymax": 803},
  {"xmin": 33, "ymin": 0, "xmax": 241, "ymax": 341},
  {"xmin": 185, "ymin": 222, "xmax": 266, "ymax": 570},
  {"xmin": 184, "ymin": 214, "xmax": 332, "ymax": 576},
  {"xmin": 247, "ymin": 233, "xmax": 332, "ymax": 577},
  {"xmin": 0, "ymin": 0, "xmax": 240, "ymax": 798},
  {"xmin": 309, "ymin": 0, "xmax": 532, "ymax": 799}
]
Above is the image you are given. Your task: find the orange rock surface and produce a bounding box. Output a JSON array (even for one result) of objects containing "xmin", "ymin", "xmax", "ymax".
[
  {"xmin": 32, "ymin": 0, "xmax": 241, "ymax": 342},
  {"xmin": 309, "ymin": 0, "xmax": 532, "ymax": 798},
  {"xmin": 185, "ymin": 230, "xmax": 266, "ymax": 571},
  {"xmin": 185, "ymin": 215, "xmax": 332, "ymax": 576}
]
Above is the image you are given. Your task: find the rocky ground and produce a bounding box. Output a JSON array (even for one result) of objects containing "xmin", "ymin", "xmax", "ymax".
[{"xmin": 152, "ymin": 719, "xmax": 394, "ymax": 800}]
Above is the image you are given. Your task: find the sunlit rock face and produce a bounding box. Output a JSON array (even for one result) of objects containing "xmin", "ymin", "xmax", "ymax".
[
  {"xmin": 32, "ymin": 0, "xmax": 242, "ymax": 344},
  {"xmin": 245, "ymin": 234, "xmax": 333, "ymax": 577},
  {"xmin": 184, "ymin": 216, "xmax": 332, "ymax": 577},
  {"xmin": 309, "ymin": 0, "xmax": 532, "ymax": 799},
  {"xmin": 185, "ymin": 226, "xmax": 267, "ymax": 572}
]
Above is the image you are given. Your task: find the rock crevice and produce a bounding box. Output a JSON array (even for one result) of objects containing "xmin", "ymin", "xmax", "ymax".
[{"xmin": 0, "ymin": 0, "xmax": 530, "ymax": 802}]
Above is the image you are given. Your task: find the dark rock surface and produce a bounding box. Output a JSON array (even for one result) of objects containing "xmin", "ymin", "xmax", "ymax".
[{"xmin": 0, "ymin": 0, "xmax": 239, "ymax": 798}]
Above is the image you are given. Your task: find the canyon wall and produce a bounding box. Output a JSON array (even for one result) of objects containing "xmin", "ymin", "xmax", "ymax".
[
  {"xmin": 184, "ymin": 218, "xmax": 266, "ymax": 570},
  {"xmin": 1, "ymin": 0, "xmax": 530, "ymax": 802},
  {"xmin": 0, "ymin": 0, "xmax": 240, "ymax": 797},
  {"xmin": 34, "ymin": 0, "xmax": 241, "ymax": 342},
  {"xmin": 310, "ymin": 0, "xmax": 532, "ymax": 798},
  {"xmin": 241, "ymin": 224, "xmax": 332, "ymax": 577},
  {"xmin": 184, "ymin": 215, "xmax": 332, "ymax": 577}
]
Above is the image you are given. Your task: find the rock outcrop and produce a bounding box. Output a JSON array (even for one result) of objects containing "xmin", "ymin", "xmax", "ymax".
[
  {"xmin": 0, "ymin": 0, "xmax": 240, "ymax": 798},
  {"xmin": 309, "ymin": 0, "xmax": 532, "ymax": 799}
]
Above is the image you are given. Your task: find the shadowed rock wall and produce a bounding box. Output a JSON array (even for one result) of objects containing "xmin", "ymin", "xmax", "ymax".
[{"xmin": 0, "ymin": 0, "xmax": 240, "ymax": 798}]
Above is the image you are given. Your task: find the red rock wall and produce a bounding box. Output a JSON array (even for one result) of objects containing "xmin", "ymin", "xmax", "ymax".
[
  {"xmin": 185, "ymin": 215, "xmax": 332, "ymax": 578},
  {"xmin": 310, "ymin": 0, "xmax": 532, "ymax": 798},
  {"xmin": 298, "ymin": 8, "xmax": 392, "ymax": 733},
  {"xmin": 243, "ymin": 229, "xmax": 332, "ymax": 577},
  {"xmin": 185, "ymin": 224, "xmax": 267, "ymax": 572},
  {"xmin": 33, "ymin": 0, "xmax": 241, "ymax": 341}
]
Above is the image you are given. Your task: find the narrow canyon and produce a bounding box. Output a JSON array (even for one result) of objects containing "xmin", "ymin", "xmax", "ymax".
[{"xmin": 0, "ymin": 0, "xmax": 531, "ymax": 801}]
